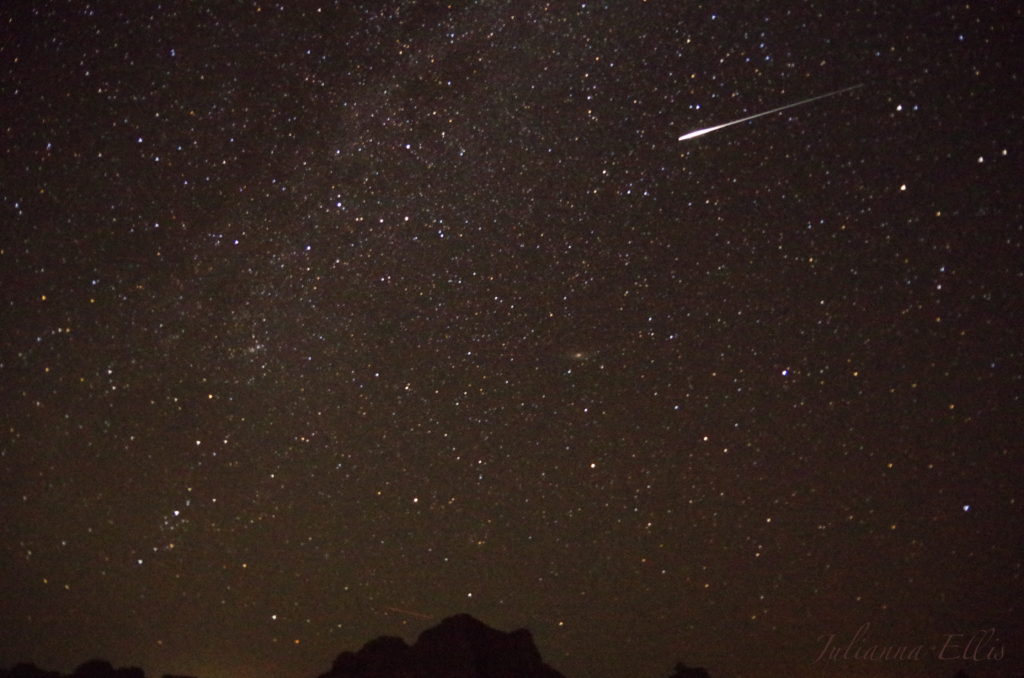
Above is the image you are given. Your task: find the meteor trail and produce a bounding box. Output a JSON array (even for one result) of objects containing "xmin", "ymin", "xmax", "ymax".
[
  {"xmin": 678, "ymin": 84, "xmax": 863, "ymax": 141},
  {"xmin": 383, "ymin": 606, "xmax": 433, "ymax": 619}
]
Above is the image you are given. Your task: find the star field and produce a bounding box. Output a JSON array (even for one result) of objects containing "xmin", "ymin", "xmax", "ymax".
[{"xmin": 2, "ymin": 2, "xmax": 1022, "ymax": 678}]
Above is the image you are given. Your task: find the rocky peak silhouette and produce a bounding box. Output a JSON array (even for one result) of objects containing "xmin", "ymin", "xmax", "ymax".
[{"xmin": 318, "ymin": 613, "xmax": 565, "ymax": 678}]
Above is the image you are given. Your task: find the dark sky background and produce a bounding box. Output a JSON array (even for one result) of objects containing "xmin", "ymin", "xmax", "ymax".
[{"xmin": 2, "ymin": 2, "xmax": 1022, "ymax": 678}]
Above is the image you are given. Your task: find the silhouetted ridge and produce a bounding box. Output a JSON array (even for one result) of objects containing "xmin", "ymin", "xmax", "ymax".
[
  {"xmin": 72, "ymin": 662, "xmax": 143, "ymax": 678},
  {"xmin": 1, "ymin": 665, "xmax": 61, "ymax": 678},
  {"xmin": 0, "ymin": 663, "xmax": 162, "ymax": 678},
  {"xmin": 328, "ymin": 635, "xmax": 411, "ymax": 677},
  {"xmin": 318, "ymin": 613, "xmax": 565, "ymax": 678},
  {"xmin": 0, "ymin": 648, "xmax": 997, "ymax": 678},
  {"xmin": 665, "ymin": 663, "xmax": 710, "ymax": 678}
]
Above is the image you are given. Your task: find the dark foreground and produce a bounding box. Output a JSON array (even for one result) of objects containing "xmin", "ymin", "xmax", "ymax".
[{"xmin": 0, "ymin": 614, "xmax": 995, "ymax": 678}]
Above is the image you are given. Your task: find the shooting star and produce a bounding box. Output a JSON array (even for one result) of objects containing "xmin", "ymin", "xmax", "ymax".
[
  {"xmin": 382, "ymin": 606, "xmax": 433, "ymax": 620},
  {"xmin": 678, "ymin": 84, "xmax": 863, "ymax": 141}
]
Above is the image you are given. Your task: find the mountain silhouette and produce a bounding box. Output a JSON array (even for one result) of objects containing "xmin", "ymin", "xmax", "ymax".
[
  {"xmin": 318, "ymin": 613, "xmax": 565, "ymax": 678},
  {"xmin": 6, "ymin": 614, "xmax": 999, "ymax": 678},
  {"xmin": 0, "ymin": 661, "xmax": 190, "ymax": 678},
  {"xmin": 665, "ymin": 663, "xmax": 711, "ymax": 678},
  {"xmin": 2, "ymin": 617, "xmax": 994, "ymax": 678}
]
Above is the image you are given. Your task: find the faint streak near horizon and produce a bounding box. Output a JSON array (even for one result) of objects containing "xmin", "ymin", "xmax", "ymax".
[{"xmin": 383, "ymin": 606, "xmax": 434, "ymax": 620}]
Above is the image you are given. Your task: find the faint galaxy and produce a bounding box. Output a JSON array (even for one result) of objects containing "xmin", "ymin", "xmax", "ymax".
[{"xmin": 1, "ymin": 2, "xmax": 1022, "ymax": 678}]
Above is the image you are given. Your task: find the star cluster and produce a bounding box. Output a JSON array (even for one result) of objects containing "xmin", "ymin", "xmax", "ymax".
[{"xmin": 2, "ymin": 3, "xmax": 1022, "ymax": 678}]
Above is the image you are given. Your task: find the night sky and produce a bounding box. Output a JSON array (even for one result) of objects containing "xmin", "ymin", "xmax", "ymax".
[{"xmin": 2, "ymin": 2, "xmax": 1022, "ymax": 678}]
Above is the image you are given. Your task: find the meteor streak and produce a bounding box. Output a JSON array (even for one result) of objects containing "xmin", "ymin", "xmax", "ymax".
[
  {"xmin": 383, "ymin": 606, "xmax": 432, "ymax": 620},
  {"xmin": 678, "ymin": 84, "xmax": 863, "ymax": 141}
]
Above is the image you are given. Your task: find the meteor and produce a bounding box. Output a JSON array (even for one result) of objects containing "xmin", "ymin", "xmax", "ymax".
[{"xmin": 678, "ymin": 84, "xmax": 863, "ymax": 141}]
